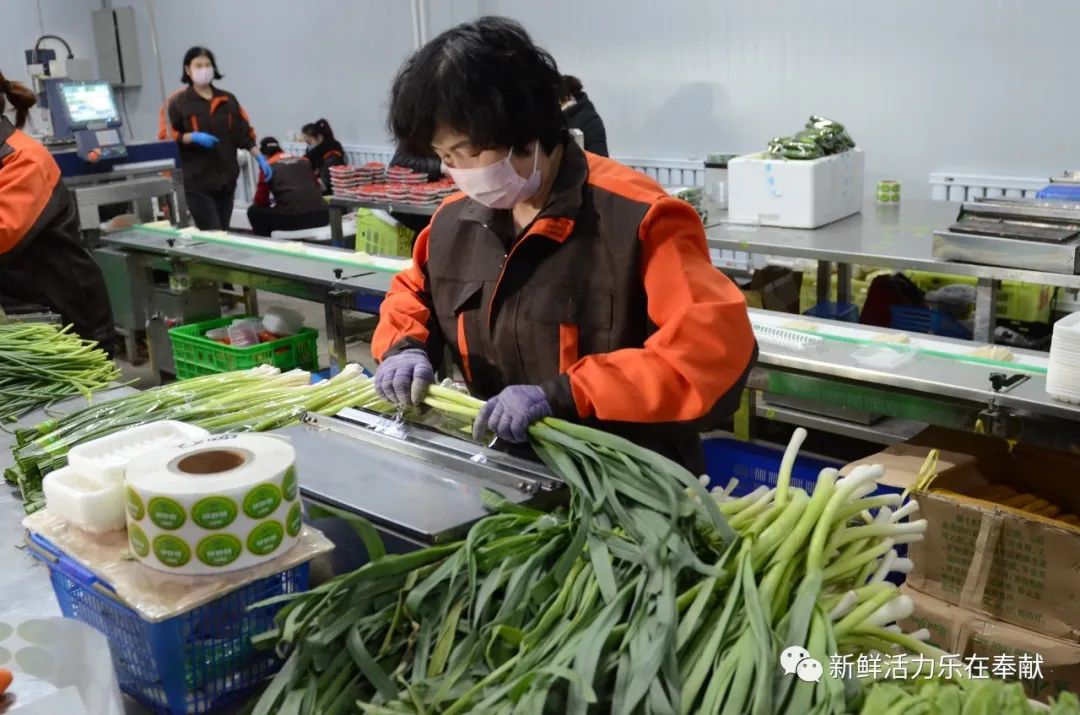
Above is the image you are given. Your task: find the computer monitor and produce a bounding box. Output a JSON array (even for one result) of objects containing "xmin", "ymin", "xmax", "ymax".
[{"xmin": 57, "ymin": 81, "xmax": 121, "ymax": 131}]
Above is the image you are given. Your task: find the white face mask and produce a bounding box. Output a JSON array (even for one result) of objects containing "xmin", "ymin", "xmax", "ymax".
[
  {"xmin": 446, "ymin": 143, "xmax": 542, "ymax": 210},
  {"xmin": 190, "ymin": 67, "xmax": 214, "ymax": 87}
]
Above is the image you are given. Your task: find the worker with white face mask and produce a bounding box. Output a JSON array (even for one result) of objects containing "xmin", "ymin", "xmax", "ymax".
[
  {"xmin": 158, "ymin": 46, "xmax": 268, "ymax": 230},
  {"xmin": 371, "ymin": 17, "xmax": 757, "ymax": 474}
]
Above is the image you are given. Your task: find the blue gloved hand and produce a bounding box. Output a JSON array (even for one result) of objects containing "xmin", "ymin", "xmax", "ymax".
[
  {"xmin": 257, "ymin": 153, "xmax": 273, "ymax": 180},
  {"xmin": 188, "ymin": 131, "xmax": 219, "ymax": 149},
  {"xmin": 374, "ymin": 349, "xmax": 434, "ymax": 407},
  {"xmin": 472, "ymin": 385, "xmax": 552, "ymax": 444}
]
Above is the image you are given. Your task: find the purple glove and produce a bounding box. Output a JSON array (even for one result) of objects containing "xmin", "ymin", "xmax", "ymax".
[
  {"xmin": 472, "ymin": 385, "xmax": 552, "ymax": 444},
  {"xmin": 374, "ymin": 349, "xmax": 434, "ymax": 406}
]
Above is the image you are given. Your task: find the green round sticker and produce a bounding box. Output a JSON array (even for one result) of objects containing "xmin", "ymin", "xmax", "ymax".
[
  {"xmin": 243, "ymin": 484, "xmax": 282, "ymax": 519},
  {"xmin": 128, "ymin": 523, "xmax": 150, "ymax": 558},
  {"xmin": 125, "ymin": 487, "xmax": 145, "ymax": 521},
  {"xmin": 282, "ymin": 466, "xmax": 298, "ymax": 502},
  {"xmin": 247, "ymin": 521, "xmax": 285, "ymax": 556},
  {"xmin": 152, "ymin": 535, "xmax": 191, "ymax": 568},
  {"xmin": 286, "ymin": 502, "xmax": 302, "ymax": 537},
  {"xmin": 196, "ymin": 534, "xmax": 242, "ymax": 567},
  {"xmin": 148, "ymin": 496, "xmax": 186, "ymax": 530},
  {"xmin": 192, "ymin": 496, "xmax": 238, "ymax": 530}
]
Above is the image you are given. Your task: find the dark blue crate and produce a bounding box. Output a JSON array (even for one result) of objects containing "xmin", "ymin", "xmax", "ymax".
[
  {"xmin": 702, "ymin": 437, "xmax": 845, "ymax": 497},
  {"xmin": 804, "ymin": 301, "xmax": 859, "ymax": 323},
  {"xmin": 25, "ymin": 531, "xmax": 308, "ymax": 714},
  {"xmin": 1035, "ymin": 184, "xmax": 1080, "ymax": 202},
  {"xmin": 890, "ymin": 305, "xmax": 972, "ymax": 339}
]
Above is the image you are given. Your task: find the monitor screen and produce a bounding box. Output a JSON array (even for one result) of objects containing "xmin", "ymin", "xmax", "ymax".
[{"xmin": 59, "ymin": 82, "xmax": 120, "ymax": 128}]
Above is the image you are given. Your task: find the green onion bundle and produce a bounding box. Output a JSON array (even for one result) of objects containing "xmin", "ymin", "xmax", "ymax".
[
  {"xmin": 0, "ymin": 323, "xmax": 120, "ymax": 422},
  {"xmin": 6, "ymin": 365, "xmax": 377, "ymax": 512},
  {"xmin": 856, "ymin": 677, "xmax": 1080, "ymax": 714},
  {"xmin": 251, "ymin": 385, "xmax": 964, "ymax": 714}
]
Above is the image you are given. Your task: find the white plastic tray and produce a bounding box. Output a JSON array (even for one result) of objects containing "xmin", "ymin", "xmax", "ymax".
[{"xmin": 67, "ymin": 421, "xmax": 211, "ymax": 485}]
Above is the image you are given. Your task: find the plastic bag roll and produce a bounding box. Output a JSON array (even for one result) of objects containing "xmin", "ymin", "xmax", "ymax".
[{"xmin": 123, "ymin": 434, "xmax": 302, "ymax": 575}]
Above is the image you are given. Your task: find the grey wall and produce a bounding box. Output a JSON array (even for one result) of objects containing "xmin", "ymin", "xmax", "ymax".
[{"xmin": 5, "ymin": 0, "xmax": 1077, "ymax": 197}]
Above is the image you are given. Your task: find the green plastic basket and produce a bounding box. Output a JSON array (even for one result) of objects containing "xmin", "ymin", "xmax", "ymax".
[{"xmin": 169, "ymin": 316, "xmax": 319, "ymax": 379}]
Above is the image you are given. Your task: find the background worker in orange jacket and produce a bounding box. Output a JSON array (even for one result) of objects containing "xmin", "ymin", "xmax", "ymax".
[
  {"xmin": 159, "ymin": 46, "xmax": 270, "ymax": 230},
  {"xmin": 247, "ymin": 137, "xmax": 329, "ymax": 236},
  {"xmin": 0, "ymin": 71, "xmax": 114, "ymax": 345},
  {"xmin": 371, "ymin": 18, "xmax": 757, "ymax": 474}
]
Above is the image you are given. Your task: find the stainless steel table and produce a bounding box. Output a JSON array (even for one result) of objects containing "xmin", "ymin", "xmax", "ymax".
[
  {"xmin": 101, "ymin": 229, "xmax": 395, "ymax": 374},
  {"xmin": 706, "ymin": 199, "xmax": 1080, "ymax": 341},
  {"xmin": 327, "ymin": 195, "xmax": 438, "ymax": 246}
]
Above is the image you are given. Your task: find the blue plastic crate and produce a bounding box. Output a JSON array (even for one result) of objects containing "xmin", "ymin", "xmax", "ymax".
[
  {"xmin": 890, "ymin": 305, "xmax": 972, "ymax": 339},
  {"xmin": 804, "ymin": 301, "xmax": 859, "ymax": 323},
  {"xmin": 702, "ymin": 437, "xmax": 845, "ymax": 497},
  {"xmin": 1035, "ymin": 184, "xmax": 1080, "ymax": 202},
  {"xmin": 25, "ymin": 531, "xmax": 308, "ymax": 714}
]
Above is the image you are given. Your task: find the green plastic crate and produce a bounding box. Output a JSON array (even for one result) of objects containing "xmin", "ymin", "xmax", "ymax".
[{"xmin": 169, "ymin": 316, "xmax": 319, "ymax": 379}]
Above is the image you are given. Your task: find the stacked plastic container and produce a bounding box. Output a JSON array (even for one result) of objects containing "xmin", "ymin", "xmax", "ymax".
[{"xmin": 1047, "ymin": 312, "xmax": 1080, "ymax": 404}]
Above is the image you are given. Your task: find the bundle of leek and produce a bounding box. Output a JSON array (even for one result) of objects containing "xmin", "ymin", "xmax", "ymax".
[
  {"xmin": 0, "ymin": 323, "xmax": 120, "ymax": 422},
  {"xmin": 252, "ymin": 385, "xmax": 950, "ymax": 714}
]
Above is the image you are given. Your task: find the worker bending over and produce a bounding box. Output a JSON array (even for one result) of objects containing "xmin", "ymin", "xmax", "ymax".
[
  {"xmin": 0, "ymin": 71, "xmax": 114, "ymax": 346},
  {"xmin": 371, "ymin": 17, "xmax": 757, "ymax": 474},
  {"xmin": 247, "ymin": 138, "xmax": 329, "ymax": 237}
]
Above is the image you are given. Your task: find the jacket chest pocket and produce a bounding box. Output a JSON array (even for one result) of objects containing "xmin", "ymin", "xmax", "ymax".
[{"xmin": 524, "ymin": 287, "xmax": 613, "ymax": 371}]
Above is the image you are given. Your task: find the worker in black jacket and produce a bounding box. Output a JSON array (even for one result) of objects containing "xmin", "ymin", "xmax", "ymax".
[
  {"xmin": 246, "ymin": 138, "xmax": 329, "ymax": 237},
  {"xmin": 159, "ymin": 47, "xmax": 271, "ymax": 230},
  {"xmin": 302, "ymin": 119, "xmax": 346, "ymax": 194},
  {"xmin": 560, "ymin": 75, "xmax": 609, "ymax": 157},
  {"xmin": 0, "ymin": 71, "xmax": 114, "ymax": 345}
]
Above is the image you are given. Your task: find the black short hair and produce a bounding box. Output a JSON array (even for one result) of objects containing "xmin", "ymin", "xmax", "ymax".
[
  {"xmin": 302, "ymin": 118, "xmax": 334, "ymax": 142},
  {"xmin": 388, "ymin": 16, "xmax": 563, "ymax": 156},
  {"xmin": 560, "ymin": 75, "xmax": 584, "ymax": 100},
  {"xmin": 259, "ymin": 136, "xmax": 283, "ymax": 156},
  {"xmin": 181, "ymin": 46, "xmax": 223, "ymax": 85}
]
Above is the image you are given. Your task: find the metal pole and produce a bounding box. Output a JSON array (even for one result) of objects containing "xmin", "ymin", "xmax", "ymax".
[{"xmin": 973, "ymin": 277, "xmax": 1000, "ymax": 343}]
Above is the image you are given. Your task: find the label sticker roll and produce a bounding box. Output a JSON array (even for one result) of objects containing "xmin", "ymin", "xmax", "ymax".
[{"xmin": 124, "ymin": 434, "xmax": 300, "ymax": 575}]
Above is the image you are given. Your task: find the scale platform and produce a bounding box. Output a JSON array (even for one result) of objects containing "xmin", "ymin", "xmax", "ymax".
[
  {"xmin": 932, "ymin": 198, "xmax": 1080, "ymax": 274},
  {"xmin": 279, "ymin": 408, "xmax": 564, "ymax": 546}
]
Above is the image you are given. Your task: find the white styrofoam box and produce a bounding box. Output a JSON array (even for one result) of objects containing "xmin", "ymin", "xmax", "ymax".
[
  {"xmin": 42, "ymin": 466, "xmax": 127, "ymax": 533},
  {"xmin": 67, "ymin": 421, "xmax": 211, "ymax": 486},
  {"xmin": 727, "ymin": 148, "xmax": 865, "ymax": 229}
]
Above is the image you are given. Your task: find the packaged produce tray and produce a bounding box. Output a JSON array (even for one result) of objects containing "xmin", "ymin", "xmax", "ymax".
[
  {"xmin": 169, "ymin": 316, "xmax": 319, "ymax": 379},
  {"xmin": 24, "ymin": 530, "xmax": 309, "ymax": 714}
]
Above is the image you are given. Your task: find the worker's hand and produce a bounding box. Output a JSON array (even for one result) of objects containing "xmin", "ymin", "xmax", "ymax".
[
  {"xmin": 187, "ymin": 132, "xmax": 219, "ymax": 149},
  {"xmin": 472, "ymin": 385, "xmax": 552, "ymax": 444},
  {"xmin": 257, "ymin": 153, "xmax": 273, "ymax": 181},
  {"xmin": 374, "ymin": 349, "xmax": 434, "ymax": 407}
]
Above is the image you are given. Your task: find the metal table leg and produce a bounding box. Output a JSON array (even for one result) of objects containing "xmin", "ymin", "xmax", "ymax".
[
  {"xmin": 172, "ymin": 168, "xmax": 190, "ymax": 228},
  {"xmin": 324, "ymin": 297, "xmax": 348, "ymax": 376},
  {"xmin": 329, "ymin": 205, "xmax": 344, "ymax": 248},
  {"xmin": 836, "ymin": 262, "xmax": 852, "ymax": 307},
  {"xmin": 242, "ymin": 287, "xmax": 260, "ymax": 317},
  {"xmin": 973, "ymin": 277, "xmax": 1000, "ymax": 343},
  {"xmin": 816, "ymin": 261, "xmax": 832, "ymax": 307}
]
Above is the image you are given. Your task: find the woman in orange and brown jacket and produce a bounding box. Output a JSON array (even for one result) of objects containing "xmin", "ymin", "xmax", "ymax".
[
  {"xmin": 0, "ymin": 71, "xmax": 114, "ymax": 344},
  {"xmin": 372, "ymin": 18, "xmax": 756, "ymax": 474},
  {"xmin": 158, "ymin": 47, "xmax": 269, "ymax": 230}
]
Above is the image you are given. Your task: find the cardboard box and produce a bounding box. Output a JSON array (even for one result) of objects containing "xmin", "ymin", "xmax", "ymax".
[
  {"xmin": 727, "ymin": 148, "xmax": 865, "ymax": 229},
  {"xmin": 902, "ymin": 585, "xmax": 1080, "ymax": 702},
  {"xmin": 907, "ymin": 442, "xmax": 1080, "ymax": 642},
  {"xmin": 840, "ymin": 439, "xmax": 978, "ymax": 494}
]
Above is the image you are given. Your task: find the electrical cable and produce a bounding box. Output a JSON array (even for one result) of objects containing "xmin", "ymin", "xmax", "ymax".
[{"xmin": 33, "ymin": 35, "xmax": 74, "ymax": 61}]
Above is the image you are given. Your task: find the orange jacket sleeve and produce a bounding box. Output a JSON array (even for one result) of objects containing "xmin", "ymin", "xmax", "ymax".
[
  {"xmin": 0, "ymin": 146, "xmax": 57, "ymax": 258},
  {"xmin": 560, "ymin": 197, "xmax": 756, "ymax": 423},
  {"xmin": 370, "ymin": 225, "xmax": 443, "ymax": 362}
]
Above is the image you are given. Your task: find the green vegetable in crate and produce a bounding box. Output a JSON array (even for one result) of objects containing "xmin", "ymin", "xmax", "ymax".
[{"xmin": 250, "ymin": 390, "xmax": 952, "ymax": 714}]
